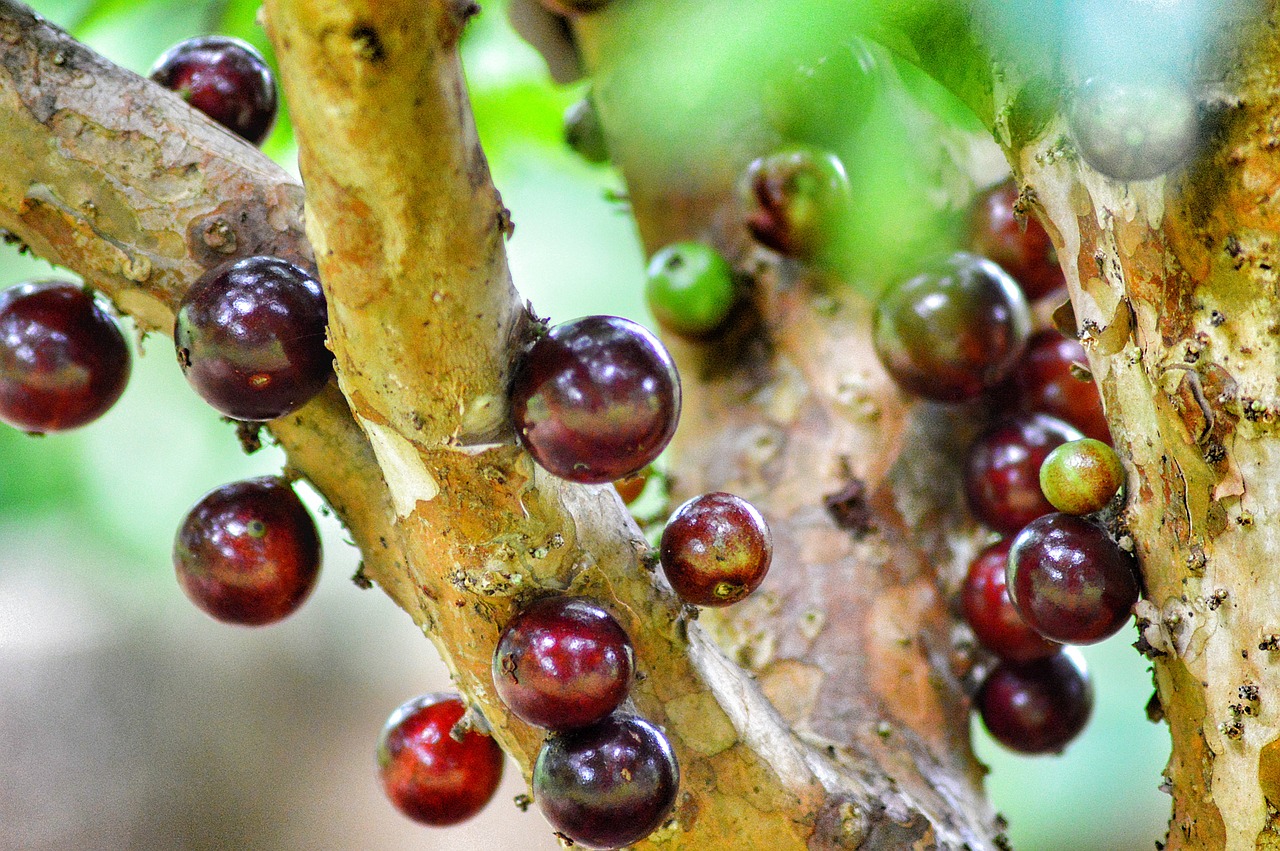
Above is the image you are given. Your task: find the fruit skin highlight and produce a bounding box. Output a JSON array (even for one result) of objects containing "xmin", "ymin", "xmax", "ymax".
[
  {"xmin": 873, "ymin": 252, "xmax": 1031, "ymax": 403},
  {"xmin": 150, "ymin": 35, "xmax": 278, "ymax": 145},
  {"xmin": 376, "ymin": 693, "xmax": 505, "ymax": 827},
  {"xmin": 510, "ymin": 315, "xmax": 681, "ymax": 484},
  {"xmin": 175, "ymin": 256, "xmax": 331, "ymax": 422},
  {"xmin": 0, "ymin": 281, "xmax": 131, "ymax": 433},
  {"xmin": 660, "ymin": 492, "xmax": 773, "ymax": 607},
  {"xmin": 1007, "ymin": 512, "xmax": 1140, "ymax": 645},
  {"xmin": 173, "ymin": 476, "xmax": 321, "ymax": 626},
  {"xmin": 533, "ymin": 714, "xmax": 680, "ymax": 849},
  {"xmin": 492, "ymin": 596, "xmax": 634, "ymax": 731}
]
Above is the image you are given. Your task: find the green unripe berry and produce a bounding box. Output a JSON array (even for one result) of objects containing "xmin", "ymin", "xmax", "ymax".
[
  {"xmin": 1039, "ymin": 438, "xmax": 1124, "ymax": 516},
  {"xmin": 645, "ymin": 242, "xmax": 737, "ymax": 337}
]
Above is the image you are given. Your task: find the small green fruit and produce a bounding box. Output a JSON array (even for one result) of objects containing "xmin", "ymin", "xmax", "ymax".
[
  {"xmin": 1039, "ymin": 438, "xmax": 1124, "ymax": 515},
  {"xmin": 644, "ymin": 241, "xmax": 737, "ymax": 337}
]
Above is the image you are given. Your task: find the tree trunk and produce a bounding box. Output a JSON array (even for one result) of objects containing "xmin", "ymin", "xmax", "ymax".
[{"xmin": 3, "ymin": 0, "xmax": 1280, "ymax": 847}]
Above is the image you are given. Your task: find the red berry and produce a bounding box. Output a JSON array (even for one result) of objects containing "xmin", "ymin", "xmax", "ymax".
[
  {"xmin": 377, "ymin": 694, "xmax": 505, "ymax": 827},
  {"xmin": 493, "ymin": 596, "xmax": 634, "ymax": 731},
  {"xmin": 533, "ymin": 714, "xmax": 679, "ymax": 849},
  {"xmin": 743, "ymin": 147, "xmax": 851, "ymax": 260},
  {"xmin": 173, "ymin": 476, "xmax": 321, "ymax": 626},
  {"xmin": 510, "ymin": 316, "xmax": 680, "ymax": 484},
  {"xmin": 873, "ymin": 253, "xmax": 1031, "ymax": 403},
  {"xmin": 175, "ymin": 256, "xmax": 331, "ymax": 422},
  {"xmin": 968, "ymin": 179, "xmax": 1065, "ymax": 301},
  {"xmin": 1007, "ymin": 513, "xmax": 1140, "ymax": 644},
  {"xmin": 150, "ymin": 36, "xmax": 278, "ymax": 145},
  {"xmin": 961, "ymin": 539, "xmax": 1061, "ymax": 663},
  {"xmin": 977, "ymin": 650, "xmax": 1093, "ymax": 754},
  {"xmin": 964, "ymin": 412, "xmax": 1082, "ymax": 535},
  {"xmin": 1006, "ymin": 330, "xmax": 1111, "ymax": 444},
  {"xmin": 659, "ymin": 492, "xmax": 772, "ymax": 607},
  {"xmin": 0, "ymin": 281, "xmax": 130, "ymax": 433}
]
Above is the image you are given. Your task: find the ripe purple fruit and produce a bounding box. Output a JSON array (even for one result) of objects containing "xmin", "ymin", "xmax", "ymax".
[
  {"xmin": 533, "ymin": 714, "xmax": 679, "ymax": 849},
  {"xmin": 150, "ymin": 36, "xmax": 278, "ymax": 145},
  {"xmin": 743, "ymin": 147, "xmax": 851, "ymax": 259},
  {"xmin": 1039, "ymin": 438, "xmax": 1125, "ymax": 516},
  {"xmin": 873, "ymin": 252, "xmax": 1032, "ymax": 403},
  {"xmin": 968, "ymin": 178, "xmax": 1064, "ymax": 302},
  {"xmin": 492, "ymin": 596, "xmax": 634, "ymax": 731},
  {"xmin": 964, "ymin": 412, "xmax": 1082, "ymax": 536},
  {"xmin": 961, "ymin": 538, "xmax": 1061, "ymax": 663},
  {"xmin": 175, "ymin": 256, "xmax": 331, "ymax": 422},
  {"xmin": 173, "ymin": 476, "xmax": 321, "ymax": 626},
  {"xmin": 510, "ymin": 315, "xmax": 681, "ymax": 484},
  {"xmin": 376, "ymin": 693, "xmax": 505, "ymax": 827},
  {"xmin": 1007, "ymin": 512, "xmax": 1140, "ymax": 644},
  {"xmin": 977, "ymin": 649, "xmax": 1093, "ymax": 754},
  {"xmin": 1005, "ymin": 330, "xmax": 1111, "ymax": 445},
  {"xmin": 659, "ymin": 492, "xmax": 772, "ymax": 607},
  {"xmin": 0, "ymin": 281, "xmax": 130, "ymax": 433}
]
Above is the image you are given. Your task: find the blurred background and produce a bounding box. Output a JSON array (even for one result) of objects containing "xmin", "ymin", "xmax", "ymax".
[{"xmin": 0, "ymin": 0, "xmax": 1169, "ymax": 848}]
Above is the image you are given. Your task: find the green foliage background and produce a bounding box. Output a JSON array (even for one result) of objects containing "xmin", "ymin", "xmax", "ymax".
[{"xmin": 1, "ymin": 1, "xmax": 1170, "ymax": 847}]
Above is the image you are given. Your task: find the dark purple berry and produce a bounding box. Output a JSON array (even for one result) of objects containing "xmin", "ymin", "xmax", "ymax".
[
  {"xmin": 493, "ymin": 596, "xmax": 633, "ymax": 731},
  {"xmin": 150, "ymin": 36, "xmax": 278, "ymax": 145},
  {"xmin": 533, "ymin": 714, "xmax": 679, "ymax": 849},
  {"xmin": 659, "ymin": 492, "xmax": 772, "ymax": 607},
  {"xmin": 968, "ymin": 178, "xmax": 1065, "ymax": 302},
  {"xmin": 961, "ymin": 539, "xmax": 1060, "ymax": 663},
  {"xmin": 1007, "ymin": 512, "xmax": 1140, "ymax": 644},
  {"xmin": 510, "ymin": 315, "xmax": 680, "ymax": 484},
  {"xmin": 377, "ymin": 694, "xmax": 505, "ymax": 826},
  {"xmin": 174, "ymin": 256, "xmax": 330, "ymax": 422},
  {"xmin": 978, "ymin": 650, "xmax": 1093, "ymax": 754},
  {"xmin": 964, "ymin": 413, "xmax": 1082, "ymax": 535},
  {"xmin": 173, "ymin": 476, "xmax": 321, "ymax": 626},
  {"xmin": 1006, "ymin": 330, "xmax": 1111, "ymax": 444},
  {"xmin": 743, "ymin": 147, "xmax": 851, "ymax": 259},
  {"xmin": 0, "ymin": 281, "xmax": 130, "ymax": 433},
  {"xmin": 873, "ymin": 252, "xmax": 1032, "ymax": 403}
]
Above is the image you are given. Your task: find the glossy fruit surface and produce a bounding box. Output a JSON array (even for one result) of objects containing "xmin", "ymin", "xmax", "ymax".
[
  {"xmin": 764, "ymin": 37, "xmax": 878, "ymax": 147},
  {"xmin": 150, "ymin": 36, "xmax": 277, "ymax": 145},
  {"xmin": 1006, "ymin": 330, "xmax": 1111, "ymax": 444},
  {"xmin": 873, "ymin": 253, "xmax": 1032, "ymax": 403},
  {"xmin": 564, "ymin": 94, "xmax": 608, "ymax": 164},
  {"xmin": 175, "ymin": 256, "xmax": 330, "ymax": 421},
  {"xmin": 377, "ymin": 693, "xmax": 505, "ymax": 827},
  {"xmin": 1039, "ymin": 438, "xmax": 1125, "ymax": 516},
  {"xmin": 492, "ymin": 596, "xmax": 633, "ymax": 730},
  {"xmin": 533, "ymin": 714, "xmax": 679, "ymax": 849},
  {"xmin": 964, "ymin": 412, "xmax": 1082, "ymax": 535},
  {"xmin": 645, "ymin": 242, "xmax": 737, "ymax": 337},
  {"xmin": 660, "ymin": 492, "xmax": 772, "ymax": 607},
  {"xmin": 977, "ymin": 649, "xmax": 1093, "ymax": 754},
  {"xmin": 510, "ymin": 315, "xmax": 680, "ymax": 484},
  {"xmin": 0, "ymin": 281, "xmax": 130, "ymax": 433},
  {"xmin": 968, "ymin": 178, "xmax": 1064, "ymax": 301},
  {"xmin": 1070, "ymin": 76, "xmax": 1198, "ymax": 181},
  {"xmin": 173, "ymin": 476, "xmax": 321, "ymax": 625},
  {"xmin": 743, "ymin": 147, "xmax": 851, "ymax": 259},
  {"xmin": 961, "ymin": 538, "xmax": 1061, "ymax": 663},
  {"xmin": 1007, "ymin": 512, "xmax": 1140, "ymax": 644}
]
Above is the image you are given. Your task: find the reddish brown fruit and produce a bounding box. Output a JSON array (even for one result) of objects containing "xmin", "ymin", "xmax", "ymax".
[
  {"xmin": 964, "ymin": 413, "xmax": 1082, "ymax": 535},
  {"xmin": 1006, "ymin": 330, "xmax": 1111, "ymax": 444},
  {"xmin": 659, "ymin": 492, "xmax": 772, "ymax": 607},
  {"xmin": 962, "ymin": 538, "xmax": 1061, "ymax": 662},
  {"xmin": 969, "ymin": 178, "xmax": 1065, "ymax": 301},
  {"xmin": 978, "ymin": 650, "xmax": 1093, "ymax": 754},
  {"xmin": 376, "ymin": 694, "xmax": 505, "ymax": 826}
]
